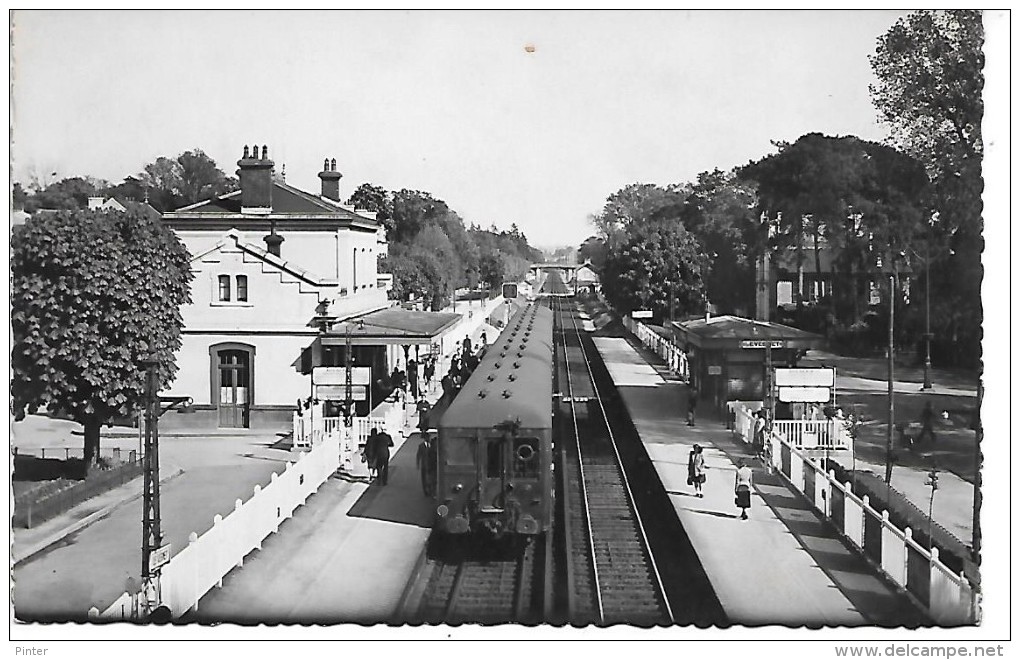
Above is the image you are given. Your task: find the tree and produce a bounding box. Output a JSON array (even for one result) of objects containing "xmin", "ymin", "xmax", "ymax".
[
  {"xmin": 347, "ymin": 183, "xmax": 394, "ymax": 234},
  {"xmin": 680, "ymin": 170, "xmax": 760, "ymax": 316},
  {"xmin": 11, "ymin": 208, "xmax": 193, "ymax": 468},
  {"xmin": 12, "ymin": 182, "xmax": 27, "ymax": 210},
  {"xmin": 139, "ymin": 149, "xmax": 238, "ymax": 211},
  {"xmin": 869, "ymin": 9, "xmax": 983, "ymax": 367},
  {"xmin": 600, "ymin": 218, "xmax": 708, "ymax": 321},
  {"xmin": 27, "ymin": 176, "xmax": 106, "ymax": 211},
  {"xmin": 577, "ymin": 236, "xmax": 608, "ymax": 271},
  {"xmin": 591, "ymin": 182, "xmax": 688, "ymax": 250}
]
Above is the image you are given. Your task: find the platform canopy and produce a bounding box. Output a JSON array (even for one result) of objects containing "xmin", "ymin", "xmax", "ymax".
[
  {"xmin": 322, "ymin": 307, "xmax": 461, "ymax": 346},
  {"xmin": 670, "ymin": 314, "xmax": 825, "ymax": 351}
]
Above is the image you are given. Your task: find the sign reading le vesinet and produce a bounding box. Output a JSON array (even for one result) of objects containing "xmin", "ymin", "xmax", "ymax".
[{"xmin": 740, "ymin": 339, "xmax": 785, "ymax": 349}]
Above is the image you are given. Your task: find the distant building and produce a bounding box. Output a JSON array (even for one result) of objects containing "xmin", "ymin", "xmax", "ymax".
[{"xmin": 87, "ymin": 195, "xmax": 161, "ymax": 218}]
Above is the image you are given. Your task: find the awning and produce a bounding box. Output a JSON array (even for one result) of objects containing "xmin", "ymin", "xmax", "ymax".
[
  {"xmin": 321, "ymin": 307, "xmax": 462, "ymax": 346},
  {"xmin": 670, "ymin": 314, "xmax": 825, "ymax": 351}
]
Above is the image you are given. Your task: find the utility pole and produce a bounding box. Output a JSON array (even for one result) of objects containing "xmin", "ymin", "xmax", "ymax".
[
  {"xmin": 923, "ymin": 249, "xmax": 933, "ymax": 390},
  {"xmin": 138, "ymin": 357, "xmax": 191, "ymax": 621},
  {"xmin": 344, "ymin": 321, "xmax": 354, "ymax": 428},
  {"xmin": 140, "ymin": 357, "xmax": 163, "ymax": 616},
  {"xmin": 973, "ymin": 381, "xmax": 983, "ymax": 566},
  {"xmin": 885, "ymin": 274, "xmax": 895, "ymax": 488}
]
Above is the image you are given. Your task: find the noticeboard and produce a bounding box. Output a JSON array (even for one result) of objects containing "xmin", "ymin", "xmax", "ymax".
[
  {"xmin": 775, "ymin": 368, "xmax": 835, "ymax": 387},
  {"xmin": 778, "ymin": 386, "xmax": 831, "ymax": 403},
  {"xmin": 632, "ymin": 310, "xmax": 653, "ymax": 319},
  {"xmin": 313, "ymin": 366, "xmax": 372, "ymax": 386},
  {"xmin": 315, "ymin": 385, "xmax": 368, "ymax": 401}
]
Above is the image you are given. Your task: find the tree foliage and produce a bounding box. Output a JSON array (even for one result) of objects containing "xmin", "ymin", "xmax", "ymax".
[
  {"xmin": 601, "ymin": 218, "xmax": 708, "ymax": 321},
  {"xmin": 351, "ymin": 184, "xmax": 541, "ymax": 310},
  {"xmin": 869, "ymin": 9, "xmax": 983, "ymax": 367},
  {"xmin": 140, "ymin": 149, "xmax": 238, "ymax": 211},
  {"xmin": 11, "ymin": 208, "xmax": 193, "ymax": 465}
]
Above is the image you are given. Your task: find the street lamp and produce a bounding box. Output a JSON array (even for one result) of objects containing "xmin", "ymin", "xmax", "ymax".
[{"xmin": 902, "ymin": 245, "xmax": 934, "ymax": 390}]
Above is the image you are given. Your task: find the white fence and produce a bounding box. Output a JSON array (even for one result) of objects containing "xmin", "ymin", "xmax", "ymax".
[
  {"xmin": 622, "ymin": 316, "xmax": 688, "ymax": 381},
  {"xmin": 91, "ymin": 430, "xmax": 342, "ymax": 621},
  {"xmin": 729, "ymin": 400, "xmax": 978, "ymax": 625}
]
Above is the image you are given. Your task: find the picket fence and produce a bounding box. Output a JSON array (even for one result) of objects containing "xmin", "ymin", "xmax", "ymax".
[
  {"xmin": 728, "ymin": 401, "xmax": 978, "ymax": 625},
  {"xmin": 90, "ymin": 430, "xmax": 342, "ymax": 621},
  {"xmin": 622, "ymin": 316, "xmax": 688, "ymax": 381}
]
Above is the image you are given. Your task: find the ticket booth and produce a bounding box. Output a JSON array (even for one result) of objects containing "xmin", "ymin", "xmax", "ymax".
[{"xmin": 670, "ymin": 315, "xmax": 825, "ymax": 413}]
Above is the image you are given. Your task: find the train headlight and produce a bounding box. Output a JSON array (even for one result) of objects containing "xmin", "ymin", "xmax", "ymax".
[
  {"xmin": 452, "ymin": 483, "xmax": 463, "ymax": 493},
  {"xmin": 437, "ymin": 504, "xmax": 449, "ymax": 517}
]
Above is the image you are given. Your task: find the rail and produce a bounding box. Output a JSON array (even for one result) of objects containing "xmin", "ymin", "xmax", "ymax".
[{"xmin": 559, "ymin": 298, "xmax": 673, "ymax": 624}]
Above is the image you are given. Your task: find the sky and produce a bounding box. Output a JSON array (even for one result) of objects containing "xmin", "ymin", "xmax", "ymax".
[{"xmin": 13, "ymin": 9, "xmax": 915, "ymax": 249}]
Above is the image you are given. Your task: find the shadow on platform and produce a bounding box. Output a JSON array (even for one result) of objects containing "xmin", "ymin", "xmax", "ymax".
[{"xmin": 346, "ymin": 434, "xmax": 435, "ymax": 529}]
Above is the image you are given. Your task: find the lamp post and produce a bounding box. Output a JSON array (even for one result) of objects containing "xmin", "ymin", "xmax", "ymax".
[{"xmin": 922, "ymin": 249, "xmax": 933, "ymax": 390}]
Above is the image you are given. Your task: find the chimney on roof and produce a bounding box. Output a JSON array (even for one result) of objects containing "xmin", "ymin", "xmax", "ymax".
[
  {"xmin": 237, "ymin": 144, "xmax": 274, "ymax": 213},
  {"xmin": 264, "ymin": 220, "xmax": 284, "ymax": 257},
  {"xmin": 318, "ymin": 157, "xmax": 342, "ymax": 202}
]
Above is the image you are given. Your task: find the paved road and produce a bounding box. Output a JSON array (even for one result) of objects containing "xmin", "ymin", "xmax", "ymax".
[{"xmin": 13, "ymin": 436, "xmax": 290, "ymax": 622}]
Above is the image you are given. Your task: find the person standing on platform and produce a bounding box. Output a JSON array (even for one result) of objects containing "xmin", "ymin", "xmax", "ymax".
[
  {"xmin": 416, "ymin": 431, "xmax": 437, "ymax": 497},
  {"xmin": 407, "ymin": 358, "xmax": 419, "ymax": 402},
  {"xmin": 734, "ymin": 460, "xmax": 753, "ymax": 520},
  {"xmin": 423, "ymin": 357, "xmax": 436, "ymax": 392},
  {"xmin": 373, "ymin": 427, "xmax": 395, "ymax": 486},
  {"xmin": 687, "ymin": 444, "xmax": 706, "ymax": 497},
  {"xmin": 753, "ymin": 410, "xmax": 767, "ymax": 455},
  {"xmin": 364, "ymin": 429, "xmax": 379, "ymax": 482},
  {"xmin": 686, "ymin": 384, "xmax": 699, "ymax": 426}
]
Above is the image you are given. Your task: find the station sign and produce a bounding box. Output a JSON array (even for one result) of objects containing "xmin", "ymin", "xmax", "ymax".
[
  {"xmin": 707, "ymin": 365, "xmax": 722, "ymax": 375},
  {"xmin": 632, "ymin": 310, "xmax": 653, "ymax": 319},
  {"xmin": 775, "ymin": 368, "xmax": 835, "ymax": 387},
  {"xmin": 149, "ymin": 544, "xmax": 171, "ymax": 572},
  {"xmin": 778, "ymin": 386, "xmax": 831, "ymax": 403},
  {"xmin": 313, "ymin": 366, "xmax": 371, "ymax": 387},
  {"xmin": 740, "ymin": 340, "xmax": 785, "ymax": 349},
  {"xmin": 315, "ymin": 385, "xmax": 368, "ymax": 401}
]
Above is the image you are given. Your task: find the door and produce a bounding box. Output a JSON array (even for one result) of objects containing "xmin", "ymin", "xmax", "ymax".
[{"xmin": 217, "ymin": 349, "xmax": 250, "ymax": 428}]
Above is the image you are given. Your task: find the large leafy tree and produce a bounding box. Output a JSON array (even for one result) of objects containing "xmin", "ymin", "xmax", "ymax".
[
  {"xmin": 869, "ymin": 9, "xmax": 983, "ymax": 367},
  {"xmin": 601, "ymin": 218, "xmax": 708, "ymax": 321},
  {"xmin": 11, "ymin": 208, "xmax": 193, "ymax": 467},
  {"xmin": 740, "ymin": 134, "xmax": 930, "ymax": 327},
  {"xmin": 591, "ymin": 182, "xmax": 688, "ymax": 251},
  {"xmin": 346, "ymin": 183, "xmax": 394, "ymax": 234},
  {"xmin": 680, "ymin": 170, "xmax": 760, "ymax": 316}
]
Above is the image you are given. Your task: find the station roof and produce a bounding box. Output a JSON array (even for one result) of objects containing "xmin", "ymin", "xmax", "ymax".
[
  {"xmin": 671, "ymin": 315, "xmax": 824, "ymax": 350},
  {"xmin": 323, "ymin": 307, "xmax": 461, "ymax": 346}
]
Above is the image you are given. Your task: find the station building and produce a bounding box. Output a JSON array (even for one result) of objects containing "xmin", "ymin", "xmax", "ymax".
[{"xmin": 159, "ymin": 145, "xmax": 436, "ymax": 430}]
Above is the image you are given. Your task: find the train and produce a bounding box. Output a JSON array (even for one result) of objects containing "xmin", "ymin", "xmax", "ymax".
[{"xmin": 430, "ymin": 301, "xmax": 554, "ymax": 536}]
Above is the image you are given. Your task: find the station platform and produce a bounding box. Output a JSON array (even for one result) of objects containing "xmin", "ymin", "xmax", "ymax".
[
  {"xmin": 591, "ymin": 335, "xmax": 929, "ymax": 627},
  {"xmin": 189, "ymin": 400, "xmax": 436, "ymax": 623}
]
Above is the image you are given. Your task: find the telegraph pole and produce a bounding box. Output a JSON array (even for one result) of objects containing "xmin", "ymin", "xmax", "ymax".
[
  {"xmin": 140, "ymin": 357, "xmax": 163, "ymax": 616},
  {"xmin": 139, "ymin": 356, "xmax": 190, "ymax": 621},
  {"xmin": 885, "ymin": 274, "xmax": 895, "ymax": 488}
]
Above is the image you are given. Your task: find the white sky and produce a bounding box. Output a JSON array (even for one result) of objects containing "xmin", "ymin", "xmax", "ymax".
[{"xmin": 13, "ymin": 9, "xmax": 911, "ymax": 248}]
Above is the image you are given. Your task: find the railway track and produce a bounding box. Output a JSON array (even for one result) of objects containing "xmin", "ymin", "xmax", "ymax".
[
  {"xmin": 553, "ymin": 296, "xmax": 673, "ymax": 626},
  {"xmin": 405, "ymin": 535, "xmax": 547, "ymax": 625}
]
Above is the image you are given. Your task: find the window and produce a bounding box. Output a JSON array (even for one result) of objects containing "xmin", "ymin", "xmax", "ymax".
[
  {"xmin": 486, "ymin": 440, "xmax": 504, "ymax": 478},
  {"xmin": 218, "ymin": 275, "xmax": 231, "ymax": 302},
  {"xmin": 236, "ymin": 275, "xmax": 248, "ymax": 302}
]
